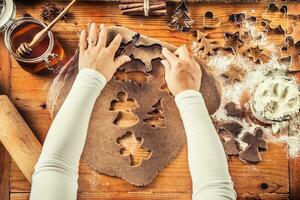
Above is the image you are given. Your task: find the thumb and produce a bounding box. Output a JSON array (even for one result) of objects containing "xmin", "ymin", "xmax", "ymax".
[
  {"xmin": 161, "ymin": 59, "xmax": 171, "ymax": 72},
  {"xmin": 114, "ymin": 55, "xmax": 131, "ymax": 68}
]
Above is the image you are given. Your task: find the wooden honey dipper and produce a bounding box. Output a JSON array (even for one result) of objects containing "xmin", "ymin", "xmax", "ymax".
[{"xmin": 16, "ymin": 0, "xmax": 77, "ymax": 58}]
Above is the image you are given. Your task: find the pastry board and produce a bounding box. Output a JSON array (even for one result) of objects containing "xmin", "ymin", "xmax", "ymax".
[{"xmin": 0, "ymin": 1, "xmax": 299, "ymax": 200}]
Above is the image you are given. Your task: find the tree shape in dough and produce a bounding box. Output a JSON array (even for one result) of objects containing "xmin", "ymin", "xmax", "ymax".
[
  {"xmin": 117, "ymin": 131, "xmax": 152, "ymax": 167},
  {"xmin": 159, "ymin": 81, "xmax": 171, "ymax": 95},
  {"xmin": 143, "ymin": 98, "xmax": 165, "ymax": 128},
  {"xmin": 110, "ymin": 92, "xmax": 139, "ymax": 127}
]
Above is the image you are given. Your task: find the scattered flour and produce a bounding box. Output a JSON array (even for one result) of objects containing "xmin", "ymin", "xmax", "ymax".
[
  {"xmin": 201, "ymin": 21, "xmax": 300, "ymax": 157},
  {"xmin": 278, "ymin": 136, "xmax": 300, "ymax": 158}
]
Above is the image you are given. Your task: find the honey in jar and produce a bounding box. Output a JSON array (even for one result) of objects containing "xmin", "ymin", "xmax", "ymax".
[{"xmin": 5, "ymin": 17, "xmax": 65, "ymax": 74}]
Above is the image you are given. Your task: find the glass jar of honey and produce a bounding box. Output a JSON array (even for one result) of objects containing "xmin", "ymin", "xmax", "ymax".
[{"xmin": 0, "ymin": 0, "xmax": 65, "ymax": 74}]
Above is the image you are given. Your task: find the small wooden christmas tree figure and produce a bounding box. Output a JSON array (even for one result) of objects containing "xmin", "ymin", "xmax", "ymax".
[{"xmin": 169, "ymin": 0, "xmax": 193, "ymax": 32}]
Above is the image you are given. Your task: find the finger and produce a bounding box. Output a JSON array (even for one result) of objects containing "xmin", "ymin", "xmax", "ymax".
[
  {"xmin": 114, "ymin": 55, "xmax": 131, "ymax": 68},
  {"xmin": 108, "ymin": 34, "xmax": 122, "ymax": 53},
  {"xmin": 162, "ymin": 48, "xmax": 178, "ymax": 65},
  {"xmin": 175, "ymin": 45, "xmax": 190, "ymax": 59},
  {"xmin": 161, "ymin": 59, "xmax": 171, "ymax": 71},
  {"xmin": 97, "ymin": 24, "xmax": 107, "ymax": 48},
  {"xmin": 79, "ymin": 30, "xmax": 88, "ymax": 52},
  {"xmin": 193, "ymin": 58, "xmax": 201, "ymax": 72},
  {"xmin": 88, "ymin": 23, "xmax": 98, "ymax": 47}
]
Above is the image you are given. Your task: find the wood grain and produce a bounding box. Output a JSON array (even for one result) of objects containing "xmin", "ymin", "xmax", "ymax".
[
  {"xmin": 0, "ymin": 96, "xmax": 42, "ymax": 183},
  {"xmin": 0, "ymin": 33, "xmax": 11, "ymax": 200},
  {"xmin": 0, "ymin": 145, "xmax": 9, "ymax": 200},
  {"xmin": 3, "ymin": 0, "xmax": 300, "ymax": 199},
  {"xmin": 9, "ymin": 192, "xmax": 291, "ymax": 200},
  {"xmin": 0, "ymin": 35, "xmax": 11, "ymax": 95},
  {"xmin": 290, "ymin": 157, "xmax": 300, "ymax": 200}
]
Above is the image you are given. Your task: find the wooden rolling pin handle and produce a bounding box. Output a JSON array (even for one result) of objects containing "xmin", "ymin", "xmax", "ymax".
[{"xmin": 0, "ymin": 95, "xmax": 42, "ymax": 183}]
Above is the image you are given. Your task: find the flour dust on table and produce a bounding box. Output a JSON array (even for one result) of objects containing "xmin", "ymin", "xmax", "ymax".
[{"xmin": 193, "ymin": 16, "xmax": 300, "ymax": 160}]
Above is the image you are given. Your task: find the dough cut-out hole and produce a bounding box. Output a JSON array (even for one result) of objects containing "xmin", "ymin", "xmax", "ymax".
[
  {"xmin": 117, "ymin": 131, "xmax": 152, "ymax": 167},
  {"xmin": 110, "ymin": 92, "xmax": 139, "ymax": 127},
  {"xmin": 113, "ymin": 112, "xmax": 139, "ymax": 127},
  {"xmin": 115, "ymin": 69, "xmax": 148, "ymax": 87},
  {"xmin": 143, "ymin": 98, "xmax": 165, "ymax": 128}
]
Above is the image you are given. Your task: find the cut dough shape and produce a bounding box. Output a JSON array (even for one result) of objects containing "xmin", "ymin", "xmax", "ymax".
[
  {"xmin": 222, "ymin": 64, "xmax": 246, "ymax": 84},
  {"xmin": 246, "ymin": 46, "xmax": 271, "ymax": 64},
  {"xmin": 117, "ymin": 131, "xmax": 151, "ymax": 167},
  {"xmin": 110, "ymin": 91, "xmax": 139, "ymax": 127},
  {"xmin": 280, "ymin": 37, "xmax": 300, "ymax": 72},
  {"xmin": 222, "ymin": 136, "xmax": 241, "ymax": 156},
  {"xmin": 239, "ymin": 127, "xmax": 267, "ymax": 163},
  {"xmin": 143, "ymin": 98, "xmax": 165, "ymax": 128},
  {"xmin": 47, "ymin": 26, "xmax": 221, "ymax": 186},
  {"xmin": 217, "ymin": 121, "xmax": 243, "ymax": 137},
  {"xmin": 223, "ymin": 32, "xmax": 245, "ymax": 54},
  {"xmin": 224, "ymin": 101, "xmax": 244, "ymax": 118}
]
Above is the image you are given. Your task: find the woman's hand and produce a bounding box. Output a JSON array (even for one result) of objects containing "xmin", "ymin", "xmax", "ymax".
[
  {"xmin": 79, "ymin": 23, "xmax": 131, "ymax": 81},
  {"xmin": 161, "ymin": 45, "xmax": 202, "ymax": 96}
]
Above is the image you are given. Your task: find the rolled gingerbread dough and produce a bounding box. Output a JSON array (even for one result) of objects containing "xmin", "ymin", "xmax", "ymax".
[{"xmin": 47, "ymin": 26, "xmax": 221, "ymax": 186}]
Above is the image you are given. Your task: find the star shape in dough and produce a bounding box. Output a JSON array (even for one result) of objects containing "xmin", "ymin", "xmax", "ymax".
[{"xmin": 222, "ymin": 64, "xmax": 246, "ymax": 84}]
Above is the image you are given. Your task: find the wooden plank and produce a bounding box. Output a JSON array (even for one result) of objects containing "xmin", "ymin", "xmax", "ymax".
[
  {"xmin": 8, "ymin": 1, "xmax": 297, "ymax": 199},
  {"xmin": 0, "ymin": 145, "xmax": 10, "ymax": 200},
  {"xmin": 10, "ymin": 143, "xmax": 289, "ymax": 196},
  {"xmin": 0, "ymin": 34, "xmax": 11, "ymax": 95},
  {"xmin": 0, "ymin": 32, "xmax": 11, "ymax": 200},
  {"xmin": 290, "ymin": 157, "xmax": 300, "ymax": 200},
  {"xmin": 0, "ymin": 95, "xmax": 42, "ymax": 183},
  {"xmin": 9, "ymin": 192, "xmax": 190, "ymax": 200},
  {"xmin": 9, "ymin": 192, "xmax": 290, "ymax": 200}
]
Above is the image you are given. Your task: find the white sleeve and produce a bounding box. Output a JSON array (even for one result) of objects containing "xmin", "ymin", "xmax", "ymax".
[
  {"xmin": 30, "ymin": 68, "xmax": 107, "ymax": 200},
  {"xmin": 175, "ymin": 90, "xmax": 237, "ymax": 200}
]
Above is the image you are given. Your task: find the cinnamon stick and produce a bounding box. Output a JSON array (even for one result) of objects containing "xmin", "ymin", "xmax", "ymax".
[
  {"xmin": 121, "ymin": 3, "xmax": 165, "ymax": 12},
  {"xmin": 119, "ymin": 0, "xmax": 166, "ymax": 16},
  {"xmin": 121, "ymin": 0, "xmax": 145, "ymax": 3},
  {"xmin": 120, "ymin": 0, "xmax": 164, "ymax": 3},
  {"xmin": 119, "ymin": 3, "xmax": 144, "ymax": 10},
  {"xmin": 121, "ymin": 4, "xmax": 165, "ymax": 12},
  {"xmin": 122, "ymin": 9, "xmax": 166, "ymax": 16},
  {"xmin": 119, "ymin": 2, "xmax": 165, "ymax": 10}
]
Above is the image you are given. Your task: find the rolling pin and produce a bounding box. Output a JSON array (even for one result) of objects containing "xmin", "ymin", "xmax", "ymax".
[{"xmin": 0, "ymin": 95, "xmax": 42, "ymax": 183}]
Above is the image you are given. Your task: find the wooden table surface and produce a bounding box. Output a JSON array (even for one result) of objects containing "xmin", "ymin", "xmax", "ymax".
[{"xmin": 0, "ymin": 1, "xmax": 300, "ymax": 200}]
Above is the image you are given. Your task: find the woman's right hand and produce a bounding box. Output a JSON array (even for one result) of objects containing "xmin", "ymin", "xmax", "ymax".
[
  {"xmin": 161, "ymin": 45, "xmax": 202, "ymax": 96},
  {"xmin": 79, "ymin": 23, "xmax": 131, "ymax": 81}
]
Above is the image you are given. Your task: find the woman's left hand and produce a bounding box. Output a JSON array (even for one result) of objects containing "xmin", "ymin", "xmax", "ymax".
[{"xmin": 79, "ymin": 23, "xmax": 131, "ymax": 81}]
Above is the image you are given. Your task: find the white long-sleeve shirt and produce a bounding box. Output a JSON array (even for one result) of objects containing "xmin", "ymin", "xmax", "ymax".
[{"xmin": 30, "ymin": 68, "xmax": 236, "ymax": 200}]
